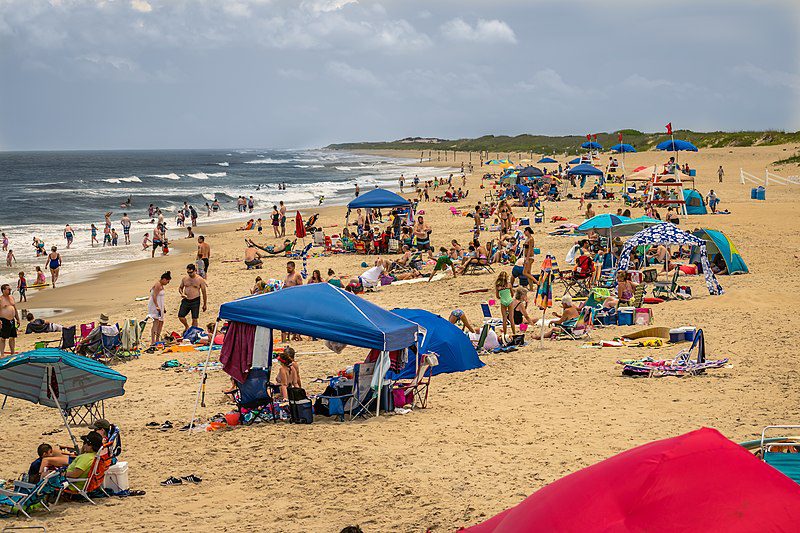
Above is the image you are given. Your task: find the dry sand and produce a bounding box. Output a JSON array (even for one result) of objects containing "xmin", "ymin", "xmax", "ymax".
[{"xmin": 2, "ymin": 145, "xmax": 800, "ymax": 532}]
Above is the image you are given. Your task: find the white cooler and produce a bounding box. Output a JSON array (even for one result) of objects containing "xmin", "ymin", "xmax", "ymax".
[{"xmin": 103, "ymin": 461, "xmax": 129, "ymax": 493}]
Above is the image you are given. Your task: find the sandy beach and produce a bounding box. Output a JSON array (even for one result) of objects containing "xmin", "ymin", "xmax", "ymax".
[{"xmin": 3, "ymin": 144, "xmax": 800, "ymax": 532}]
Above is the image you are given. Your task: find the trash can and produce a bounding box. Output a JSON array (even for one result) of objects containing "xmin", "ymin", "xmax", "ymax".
[{"xmin": 756, "ymin": 186, "xmax": 766, "ymax": 200}]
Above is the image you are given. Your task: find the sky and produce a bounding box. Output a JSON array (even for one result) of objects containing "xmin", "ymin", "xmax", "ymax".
[{"xmin": 0, "ymin": 0, "xmax": 798, "ymax": 150}]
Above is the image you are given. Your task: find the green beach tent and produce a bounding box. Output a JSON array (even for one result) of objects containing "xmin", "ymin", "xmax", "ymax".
[{"xmin": 692, "ymin": 228, "xmax": 749, "ymax": 275}]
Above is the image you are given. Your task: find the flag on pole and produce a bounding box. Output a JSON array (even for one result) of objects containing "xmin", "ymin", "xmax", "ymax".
[
  {"xmin": 618, "ymin": 132, "xmax": 623, "ymax": 142},
  {"xmin": 592, "ymin": 134, "xmax": 598, "ymax": 141},
  {"xmin": 534, "ymin": 256, "xmax": 554, "ymax": 309},
  {"xmin": 586, "ymin": 134, "xmax": 591, "ymax": 141},
  {"xmin": 666, "ymin": 122, "xmax": 673, "ymax": 135}
]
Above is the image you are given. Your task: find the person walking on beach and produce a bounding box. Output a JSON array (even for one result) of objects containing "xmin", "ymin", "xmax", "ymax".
[
  {"xmin": 707, "ymin": 190, "xmax": 720, "ymax": 214},
  {"xmin": 718, "ymin": 166, "xmax": 724, "ymax": 183},
  {"xmin": 46, "ymin": 246, "xmax": 62, "ymax": 287},
  {"xmin": 64, "ymin": 224, "xmax": 75, "ymax": 248},
  {"xmin": 90, "ymin": 224, "xmax": 99, "ymax": 247},
  {"xmin": 271, "ymin": 206, "xmax": 280, "ymax": 238},
  {"xmin": 279, "ymin": 201, "xmax": 287, "ymax": 237},
  {"xmin": 178, "ymin": 263, "xmax": 207, "ymax": 331},
  {"xmin": 0, "ymin": 284, "xmax": 20, "ymax": 356},
  {"xmin": 147, "ymin": 271, "xmax": 170, "ymax": 346},
  {"xmin": 197, "ymin": 236, "xmax": 211, "ymax": 278},
  {"xmin": 121, "ymin": 213, "xmax": 132, "ymax": 245}
]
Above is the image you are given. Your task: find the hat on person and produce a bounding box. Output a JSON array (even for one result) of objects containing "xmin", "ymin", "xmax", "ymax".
[
  {"xmin": 88, "ymin": 418, "xmax": 111, "ymax": 431},
  {"xmin": 99, "ymin": 313, "xmax": 110, "ymax": 324},
  {"xmin": 81, "ymin": 431, "xmax": 103, "ymax": 451}
]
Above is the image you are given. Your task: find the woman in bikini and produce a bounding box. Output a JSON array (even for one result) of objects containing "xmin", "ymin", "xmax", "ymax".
[
  {"xmin": 276, "ymin": 348, "xmax": 302, "ymax": 401},
  {"xmin": 508, "ymin": 288, "xmax": 534, "ymax": 334},
  {"xmin": 45, "ymin": 246, "xmax": 62, "ymax": 287},
  {"xmin": 521, "ymin": 226, "xmax": 537, "ymax": 287}
]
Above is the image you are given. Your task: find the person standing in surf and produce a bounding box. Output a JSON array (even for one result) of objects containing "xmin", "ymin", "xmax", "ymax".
[
  {"xmin": 354, "ymin": 183, "xmax": 360, "ymax": 197},
  {"xmin": 64, "ymin": 224, "xmax": 75, "ymax": 248},
  {"xmin": 279, "ymin": 201, "xmax": 287, "ymax": 237},
  {"xmin": 45, "ymin": 246, "xmax": 62, "ymax": 287},
  {"xmin": 120, "ymin": 213, "xmax": 132, "ymax": 245},
  {"xmin": 90, "ymin": 224, "xmax": 99, "ymax": 247}
]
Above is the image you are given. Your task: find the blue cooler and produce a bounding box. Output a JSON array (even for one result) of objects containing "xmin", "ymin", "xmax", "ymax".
[
  {"xmin": 618, "ymin": 307, "xmax": 634, "ymax": 326},
  {"xmin": 682, "ymin": 327, "xmax": 697, "ymax": 342},
  {"xmin": 750, "ymin": 188, "xmax": 757, "ymax": 199},
  {"xmin": 519, "ymin": 218, "xmax": 530, "ymax": 226},
  {"xmin": 756, "ymin": 187, "xmax": 766, "ymax": 200},
  {"xmin": 599, "ymin": 311, "xmax": 617, "ymax": 326}
]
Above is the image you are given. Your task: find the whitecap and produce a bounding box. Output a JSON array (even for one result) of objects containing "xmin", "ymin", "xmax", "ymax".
[
  {"xmin": 187, "ymin": 172, "xmax": 209, "ymax": 180},
  {"xmin": 120, "ymin": 175, "xmax": 142, "ymax": 183},
  {"xmin": 149, "ymin": 173, "xmax": 181, "ymax": 180},
  {"xmin": 217, "ymin": 162, "xmax": 229, "ymax": 167},
  {"xmin": 335, "ymin": 166, "xmax": 352, "ymax": 171},
  {"xmin": 103, "ymin": 178, "xmax": 122, "ymax": 184},
  {"xmin": 206, "ymin": 172, "xmax": 226, "ymax": 177},
  {"xmin": 244, "ymin": 158, "xmax": 290, "ymax": 164}
]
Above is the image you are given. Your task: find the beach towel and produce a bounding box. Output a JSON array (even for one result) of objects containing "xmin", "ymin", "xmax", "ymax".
[{"xmin": 219, "ymin": 322, "xmax": 256, "ymax": 383}]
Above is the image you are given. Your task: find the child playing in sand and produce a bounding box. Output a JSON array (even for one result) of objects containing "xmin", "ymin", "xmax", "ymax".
[
  {"xmin": 495, "ymin": 271, "xmax": 513, "ymax": 336},
  {"xmin": 257, "ymin": 218, "xmax": 263, "ymax": 235},
  {"xmin": 6, "ymin": 249, "xmax": 15, "ymax": 267},
  {"xmin": 17, "ymin": 272, "xmax": 27, "ymax": 302}
]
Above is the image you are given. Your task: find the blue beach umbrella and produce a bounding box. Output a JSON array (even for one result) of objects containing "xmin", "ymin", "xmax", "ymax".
[
  {"xmin": 0, "ymin": 348, "xmax": 127, "ymax": 449},
  {"xmin": 581, "ymin": 141, "xmax": 603, "ymax": 150},
  {"xmin": 538, "ymin": 157, "xmax": 558, "ymax": 163},
  {"xmin": 656, "ymin": 139, "xmax": 698, "ymax": 152},
  {"xmin": 610, "ymin": 143, "xmax": 637, "ymax": 153},
  {"xmin": 518, "ymin": 166, "xmax": 543, "ymax": 178},
  {"xmin": 613, "ymin": 216, "xmax": 664, "ymax": 237},
  {"xmin": 566, "ymin": 164, "xmax": 604, "ymax": 176},
  {"xmin": 577, "ymin": 214, "xmax": 632, "ymax": 232},
  {"xmin": 568, "ymin": 158, "xmax": 581, "ymax": 165}
]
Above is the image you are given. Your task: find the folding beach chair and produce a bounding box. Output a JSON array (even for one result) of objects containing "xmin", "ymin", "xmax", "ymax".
[
  {"xmin": 387, "ymin": 238, "xmax": 400, "ymax": 253},
  {"xmin": 480, "ymin": 303, "xmax": 503, "ymax": 328},
  {"xmin": 0, "ymin": 470, "xmax": 65, "ymax": 518},
  {"xmin": 652, "ymin": 269, "xmax": 686, "ymax": 300},
  {"xmin": 552, "ymin": 306, "xmax": 594, "ymax": 340},
  {"xmin": 62, "ymin": 400, "xmax": 105, "ymax": 427},
  {"xmin": 228, "ymin": 367, "xmax": 279, "ymax": 424},
  {"xmin": 473, "ymin": 324, "xmax": 490, "ymax": 352},
  {"xmin": 463, "ymin": 257, "xmax": 494, "ymax": 276},
  {"xmin": 348, "ymin": 362, "xmax": 377, "ymax": 420},
  {"xmin": 79, "ymin": 322, "xmax": 95, "ymax": 342},
  {"xmin": 96, "ymin": 326, "xmax": 122, "ymax": 363},
  {"xmin": 44, "ymin": 325, "xmax": 77, "ymax": 352},
  {"xmin": 354, "ymin": 240, "xmax": 367, "ymax": 254},
  {"xmin": 315, "ymin": 376, "xmax": 355, "ymax": 422},
  {"xmin": 119, "ymin": 318, "xmax": 147, "ymax": 355},
  {"xmin": 392, "ymin": 353, "xmax": 439, "ymax": 409},
  {"xmin": 55, "ymin": 454, "xmax": 111, "ymax": 505},
  {"xmin": 760, "ymin": 426, "xmax": 800, "ymax": 484}
]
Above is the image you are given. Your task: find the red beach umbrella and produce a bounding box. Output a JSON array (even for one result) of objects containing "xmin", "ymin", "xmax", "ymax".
[{"xmin": 295, "ymin": 211, "xmax": 306, "ymax": 239}]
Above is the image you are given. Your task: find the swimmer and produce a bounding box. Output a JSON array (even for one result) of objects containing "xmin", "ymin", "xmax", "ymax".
[{"xmin": 64, "ymin": 224, "xmax": 74, "ymax": 248}]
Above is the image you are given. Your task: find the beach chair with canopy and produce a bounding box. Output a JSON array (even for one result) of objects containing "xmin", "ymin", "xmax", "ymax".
[{"xmin": 760, "ymin": 426, "xmax": 800, "ymax": 484}]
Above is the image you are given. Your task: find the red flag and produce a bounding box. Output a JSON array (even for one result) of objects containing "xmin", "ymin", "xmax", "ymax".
[
  {"xmin": 666, "ymin": 122, "xmax": 673, "ymax": 135},
  {"xmin": 618, "ymin": 132, "xmax": 623, "ymax": 142},
  {"xmin": 586, "ymin": 134, "xmax": 591, "ymax": 141}
]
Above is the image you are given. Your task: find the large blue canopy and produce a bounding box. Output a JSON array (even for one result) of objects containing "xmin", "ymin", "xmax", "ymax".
[
  {"xmin": 567, "ymin": 164, "xmax": 604, "ymax": 176},
  {"xmin": 656, "ymin": 139, "xmax": 698, "ymax": 152},
  {"xmin": 347, "ymin": 188, "xmax": 411, "ymax": 209},
  {"xmin": 610, "ymin": 143, "xmax": 637, "ymax": 153},
  {"xmin": 581, "ymin": 141, "xmax": 603, "ymax": 150},
  {"xmin": 0, "ymin": 348, "xmax": 126, "ymax": 409},
  {"xmin": 518, "ymin": 166, "xmax": 543, "ymax": 178},
  {"xmin": 387, "ymin": 309, "xmax": 484, "ymax": 379},
  {"xmin": 538, "ymin": 157, "xmax": 558, "ymax": 163},
  {"xmin": 218, "ymin": 283, "xmax": 419, "ymax": 351},
  {"xmin": 577, "ymin": 214, "xmax": 632, "ymax": 232}
]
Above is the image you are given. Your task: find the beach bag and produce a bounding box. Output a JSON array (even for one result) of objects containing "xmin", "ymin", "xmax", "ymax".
[
  {"xmin": 575, "ymin": 255, "xmax": 594, "ymax": 278},
  {"xmin": 393, "ymin": 388, "xmax": 412, "ymax": 408},
  {"xmin": 183, "ymin": 326, "xmax": 205, "ymax": 343}
]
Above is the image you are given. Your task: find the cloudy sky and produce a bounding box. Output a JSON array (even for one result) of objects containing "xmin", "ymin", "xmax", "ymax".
[{"xmin": 0, "ymin": 0, "xmax": 798, "ymax": 150}]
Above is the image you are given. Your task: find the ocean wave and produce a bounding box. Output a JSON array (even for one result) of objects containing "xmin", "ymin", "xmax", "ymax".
[
  {"xmin": 293, "ymin": 164, "xmax": 325, "ymax": 169},
  {"xmin": 244, "ymin": 158, "xmax": 291, "ymax": 164},
  {"xmin": 149, "ymin": 173, "xmax": 181, "ymax": 180},
  {"xmin": 102, "ymin": 175, "xmax": 142, "ymax": 184},
  {"xmin": 206, "ymin": 172, "xmax": 226, "ymax": 177},
  {"xmin": 335, "ymin": 166, "xmax": 352, "ymax": 171},
  {"xmin": 187, "ymin": 172, "xmax": 209, "ymax": 180},
  {"xmin": 291, "ymin": 158, "xmax": 319, "ymax": 163},
  {"xmin": 217, "ymin": 162, "xmax": 229, "ymax": 167}
]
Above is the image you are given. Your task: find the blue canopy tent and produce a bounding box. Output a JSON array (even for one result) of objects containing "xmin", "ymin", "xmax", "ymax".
[
  {"xmin": 581, "ymin": 141, "xmax": 603, "ymax": 150},
  {"xmin": 347, "ymin": 188, "xmax": 411, "ymax": 210},
  {"xmin": 692, "ymin": 229, "xmax": 749, "ymax": 275},
  {"xmin": 567, "ymin": 163, "xmax": 604, "ymax": 188},
  {"xmin": 568, "ymin": 158, "xmax": 581, "ymax": 165},
  {"xmin": 193, "ymin": 283, "xmax": 422, "ymax": 421},
  {"xmin": 388, "ymin": 309, "xmax": 484, "ymax": 380},
  {"xmin": 618, "ymin": 223, "xmax": 723, "ymax": 295},
  {"xmin": 683, "ymin": 189, "xmax": 707, "ymax": 215},
  {"xmin": 0, "ymin": 348, "xmax": 126, "ymax": 450},
  {"xmin": 610, "ymin": 143, "xmax": 637, "ymax": 153},
  {"xmin": 538, "ymin": 157, "xmax": 558, "ymax": 163}
]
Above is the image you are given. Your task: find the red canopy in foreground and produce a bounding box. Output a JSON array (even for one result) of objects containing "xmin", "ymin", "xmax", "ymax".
[{"xmin": 464, "ymin": 428, "xmax": 800, "ymax": 532}]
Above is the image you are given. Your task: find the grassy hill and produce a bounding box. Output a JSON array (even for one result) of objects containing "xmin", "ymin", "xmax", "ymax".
[{"xmin": 327, "ymin": 130, "xmax": 800, "ymax": 156}]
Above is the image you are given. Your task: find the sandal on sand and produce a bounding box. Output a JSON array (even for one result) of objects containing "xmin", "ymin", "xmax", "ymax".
[
  {"xmin": 159, "ymin": 421, "xmax": 173, "ymax": 431},
  {"xmin": 145, "ymin": 421, "xmax": 160, "ymax": 427},
  {"xmin": 160, "ymin": 477, "xmax": 182, "ymax": 486},
  {"xmin": 181, "ymin": 475, "xmax": 202, "ymax": 484},
  {"xmin": 128, "ymin": 490, "xmax": 146, "ymax": 496}
]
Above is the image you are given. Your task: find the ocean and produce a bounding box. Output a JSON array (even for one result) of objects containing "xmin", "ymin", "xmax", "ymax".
[{"xmin": 0, "ymin": 148, "xmax": 454, "ymax": 288}]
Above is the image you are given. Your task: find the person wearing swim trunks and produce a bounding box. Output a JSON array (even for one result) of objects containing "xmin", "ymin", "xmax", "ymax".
[
  {"xmin": 0, "ymin": 284, "xmax": 20, "ymax": 356},
  {"xmin": 64, "ymin": 224, "xmax": 74, "ymax": 248},
  {"xmin": 151, "ymin": 225, "xmax": 163, "ymax": 258},
  {"xmin": 121, "ymin": 213, "xmax": 132, "ymax": 245},
  {"xmin": 413, "ymin": 215, "xmax": 432, "ymax": 257},
  {"xmin": 428, "ymin": 247, "xmax": 456, "ymax": 282},
  {"xmin": 178, "ymin": 263, "xmax": 207, "ymax": 331},
  {"xmin": 148, "ymin": 271, "xmax": 171, "ymax": 346},
  {"xmin": 45, "ymin": 246, "xmax": 62, "ymax": 287},
  {"xmin": 196, "ymin": 236, "xmax": 211, "ymax": 278}
]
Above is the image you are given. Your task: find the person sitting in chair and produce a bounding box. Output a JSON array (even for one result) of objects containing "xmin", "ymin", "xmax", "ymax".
[
  {"xmin": 76, "ymin": 314, "xmax": 114, "ymax": 356},
  {"xmin": 533, "ymin": 295, "xmax": 580, "ymax": 340},
  {"xmin": 65, "ymin": 432, "xmax": 103, "ymax": 489},
  {"xmin": 33, "ymin": 442, "xmax": 75, "ymax": 482},
  {"xmin": 275, "ymin": 348, "xmax": 301, "ymax": 402},
  {"xmin": 88, "ymin": 418, "xmax": 122, "ymax": 462}
]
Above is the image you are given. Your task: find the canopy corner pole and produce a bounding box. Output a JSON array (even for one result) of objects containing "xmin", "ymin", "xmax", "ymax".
[
  {"xmin": 49, "ymin": 367, "xmax": 79, "ymax": 453},
  {"xmin": 376, "ymin": 350, "xmax": 387, "ymax": 417},
  {"xmin": 190, "ymin": 317, "xmax": 220, "ymax": 433}
]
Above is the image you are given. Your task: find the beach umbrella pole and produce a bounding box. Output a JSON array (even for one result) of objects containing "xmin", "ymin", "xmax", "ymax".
[
  {"xmin": 190, "ymin": 318, "xmax": 220, "ymax": 432},
  {"xmin": 48, "ymin": 367, "xmax": 79, "ymax": 453},
  {"xmin": 539, "ymin": 306, "xmax": 547, "ymax": 349}
]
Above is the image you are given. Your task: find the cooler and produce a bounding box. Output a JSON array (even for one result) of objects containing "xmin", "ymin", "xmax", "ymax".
[
  {"xmin": 681, "ymin": 326, "xmax": 697, "ymax": 342},
  {"xmin": 750, "ymin": 188, "xmax": 757, "ymax": 199},
  {"xmin": 103, "ymin": 461, "xmax": 129, "ymax": 494},
  {"xmin": 617, "ymin": 307, "xmax": 635, "ymax": 326},
  {"xmin": 689, "ymin": 169, "xmax": 696, "ymax": 177},
  {"xmin": 669, "ymin": 328, "xmax": 685, "ymax": 343},
  {"xmin": 756, "ymin": 187, "xmax": 766, "ymax": 200},
  {"xmin": 635, "ymin": 308, "xmax": 652, "ymax": 326}
]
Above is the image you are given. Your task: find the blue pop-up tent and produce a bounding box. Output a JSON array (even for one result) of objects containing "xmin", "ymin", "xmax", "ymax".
[
  {"xmin": 347, "ymin": 188, "xmax": 411, "ymax": 209},
  {"xmin": 218, "ymin": 283, "xmax": 419, "ymax": 351},
  {"xmin": 683, "ymin": 189, "xmax": 707, "ymax": 214},
  {"xmin": 388, "ymin": 309, "xmax": 484, "ymax": 380}
]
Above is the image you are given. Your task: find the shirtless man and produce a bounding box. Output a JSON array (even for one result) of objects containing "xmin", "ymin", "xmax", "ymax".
[
  {"xmin": 196, "ymin": 236, "xmax": 211, "ymax": 278},
  {"xmin": 244, "ymin": 244, "xmax": 263, "ymax": 269},
  {"xmin": 285, "ymin": 261, "xmax": 303, "ymax": 287},
  {"xmin": 178, "ymin": 264, "xmax": 207, "ymax": 331},
  {"xmin": 151, "ymin": 225, "xmax": 163, "ymax": 258},
  {"xmin": 0, "ymin": 284, "xmax": 20, "ymax": 355},
  {"xmin": 120, "ymin": 213, "xmax": 132, "ymax": 245}
]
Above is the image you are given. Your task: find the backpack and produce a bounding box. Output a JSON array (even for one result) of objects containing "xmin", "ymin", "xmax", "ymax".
[{"xmin": 575, "ymin": 255, "xmax": 594, "ymax": 278}]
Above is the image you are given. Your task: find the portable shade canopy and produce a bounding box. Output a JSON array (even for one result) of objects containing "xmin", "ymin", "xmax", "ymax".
[
  {"xmin": 617, "ymin": 223, "xmax": 723, "ymax": 294},
  {"xmin": 656, "ymin": 139, "xmax": 698, "ymax": 152},
  {"xmin": 568, "ymin": 157, "xmax": 581, "ymax": 165},
  {"xmin": 692, "ymin": 228, "xmax": 749, "ymax": 275},
  {"xmin": 387, "ymin": 309, "xmax": 484, "ymax": 379},
  {"xmin": 683, "ymin": 189, "xmax": 707, "ymax": 214},
  {"xmin": 566, "ymin": 164, "xmax": 603, "ymax": 177},
  {"xmin": 0, "ymin": 348, "xmax": 127, "ymax": 450},
  {"xmin": 537, "ymin": 157, "xmax": 557, "ymax": 163},
  {"xmin": 463, "ymin": 428, "xmax": 800, "ymax": 532},
  {"xmin": 581, "ymin": 141, "xmax": 603, "ymax": 150},
  {"xmin": 347, "ymin": 188, "xmax": 411, "ymax": 210},
  {"xmin": 518, "ymin": 166, "xmax": 543, "ymax": 178}
]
